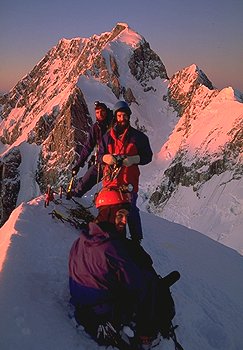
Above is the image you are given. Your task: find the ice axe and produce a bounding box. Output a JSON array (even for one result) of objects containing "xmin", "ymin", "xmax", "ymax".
[{"xmin": 66, "ymin": 174, "xmax": 75, "ymax": 200}]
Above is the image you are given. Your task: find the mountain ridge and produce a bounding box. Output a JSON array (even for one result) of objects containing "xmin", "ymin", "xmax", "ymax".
[{"xmin": 0, "ymin": 195, "xmax": 243, "ymax": 349}]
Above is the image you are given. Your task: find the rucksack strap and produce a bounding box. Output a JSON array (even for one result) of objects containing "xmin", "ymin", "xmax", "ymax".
[{"xmin": 169, "ymin": 322, "xmax": 184, "ymax": 350}]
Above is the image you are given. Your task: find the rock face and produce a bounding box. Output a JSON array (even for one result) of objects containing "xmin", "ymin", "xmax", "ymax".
[
  {"xmin": 0, "ymin": 23, "xmax": 168, "ymax": 226},
  {"xmin": 0, "ymin": 149, "xmax": 21, "ymax": 224},
  {"xmin": 167, "ymin": 64, "xmax": 216, "ymax": 117},
  {"xmin": 128, "ymin": 41, "xmax": 168, "ymax": 89},
  {"xmin": 36, "ymin": 87, "xmax": 92, "ymax": 193}
]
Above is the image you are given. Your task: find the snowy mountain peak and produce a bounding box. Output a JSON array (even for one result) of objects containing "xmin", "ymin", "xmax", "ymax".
[
  {"xmin": 0, "ymin": 23, "xmax": 168, "ymax": 226},
  {"xmin": 170, "ymin": 63, "xmax": 214, "ymax": 94},
  {"xmin": 110, "ymin": 22, "xmax": 143, "ymax": 47},
  {"xmin": 166, "ymin": 63, "xmax": 217, "ymax": 124},
  {"xmin": 116, "ymin": 22, "xmax": 129, "ymax": 28},
  {"xmin": 217, "ymin": 86, "xmax": 243, "ymax": 103},
  {"xmin": 0, "ymin": 24, "xmax": 242, "ymax": 257}
]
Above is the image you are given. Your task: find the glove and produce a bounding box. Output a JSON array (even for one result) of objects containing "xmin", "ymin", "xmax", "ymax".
[
  {"xmin": 122, "ymin": 155, "xmax": 140, "ymax": 167},
  {"xmin": 72, "ymin": 164, "xmax": 80, "ymax": 176},
  {"xmin": 103, "ymin": 154, "xmax": 116, "ymax": 165}
]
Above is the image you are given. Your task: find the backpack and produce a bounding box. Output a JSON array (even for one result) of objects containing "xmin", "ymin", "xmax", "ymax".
[{"xmin": 74, "ymin": 271, "xmax": 184, "ymax": 350}]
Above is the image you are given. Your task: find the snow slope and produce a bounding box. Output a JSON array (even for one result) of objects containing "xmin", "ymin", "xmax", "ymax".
[{"xmin": 0, "ymin": 196, "xmax": 242, "ymax": 350}]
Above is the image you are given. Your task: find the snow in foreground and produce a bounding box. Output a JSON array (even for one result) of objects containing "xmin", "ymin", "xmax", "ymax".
[{"xmin": 0, "ymin": 196, "xmax": 243, "ymax": 350}]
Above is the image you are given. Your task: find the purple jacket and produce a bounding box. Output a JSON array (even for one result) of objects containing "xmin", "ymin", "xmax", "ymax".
[
  {"xmin": 76, "ymin": 118, "xmax": 112, "ymax": 168},
  {"xmin": 69, "ymin": 222, "xmax": 156, "ymax": 310}
]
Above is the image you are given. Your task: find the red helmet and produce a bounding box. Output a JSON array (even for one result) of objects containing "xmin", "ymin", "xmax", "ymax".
[{"xmin": 95, "ymin": 188, "xmax": 132, "ymax": 208}]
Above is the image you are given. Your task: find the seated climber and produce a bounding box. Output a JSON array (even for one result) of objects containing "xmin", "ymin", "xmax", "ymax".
[{"xmin": 68, "ymin": 187, "xmax": 181, "ymax": 350}]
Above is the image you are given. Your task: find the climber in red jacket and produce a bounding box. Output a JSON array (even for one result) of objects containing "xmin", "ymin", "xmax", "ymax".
[{"xmin": 99, "ymin": 101, "xmax": 153, "ymax": 243}]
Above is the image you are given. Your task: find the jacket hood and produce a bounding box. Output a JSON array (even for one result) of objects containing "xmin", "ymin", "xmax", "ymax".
[{"xmin": 83, "ymin": 222, "xmax": 118, "ymax": 247}]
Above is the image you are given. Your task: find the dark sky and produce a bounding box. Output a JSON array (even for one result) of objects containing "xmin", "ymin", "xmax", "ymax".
[{"xmin": 1, "ymin": 0, "xmax": 243, "ymax": 93}]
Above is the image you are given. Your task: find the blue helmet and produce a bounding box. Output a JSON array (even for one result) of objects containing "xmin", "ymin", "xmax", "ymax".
[{"xmin": 113, "ymin": 101, "xmax": 132, "ymax": 116}]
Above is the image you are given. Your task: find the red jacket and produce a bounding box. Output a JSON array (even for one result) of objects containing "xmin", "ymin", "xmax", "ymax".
[{"xmin": 99, "ymin": 125, "xmax": 153, "ymax": 192}]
